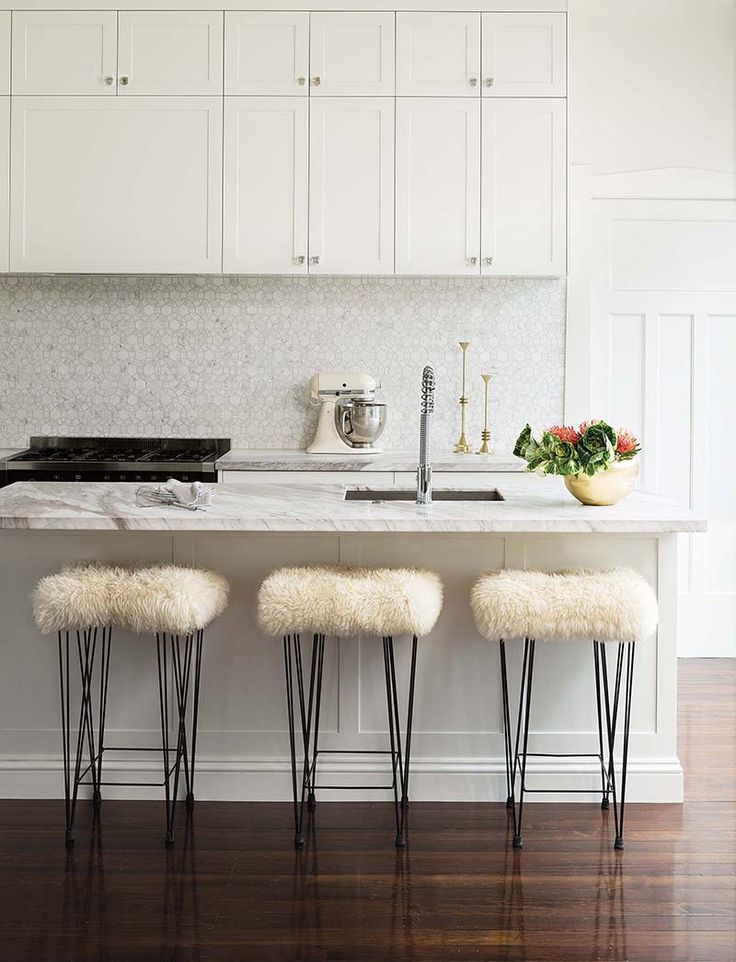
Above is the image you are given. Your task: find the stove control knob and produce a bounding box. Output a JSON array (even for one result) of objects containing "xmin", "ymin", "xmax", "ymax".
[
  {"xmin": 103, "ymin": 474, "xmax": 111, "ymax": 481},
  {"xmin": 181, "ymin": 474, "xmax": 189, "ymax": 481},
  {"xmin": 135, "ymin": 474, "xmax": 142, "ymax": 481}
]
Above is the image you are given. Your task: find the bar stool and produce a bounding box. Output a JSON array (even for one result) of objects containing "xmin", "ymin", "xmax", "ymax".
[
  {"xmin": 258, "ymin": 565, "xmax": 443, "ymax": 849},
  {"xmin": 34, "ymin": 562, "xmax": 229, "ymax": 848},
  {"xmin": 470, "ymin": 568, "xmax": 658, "ymax": 850}
]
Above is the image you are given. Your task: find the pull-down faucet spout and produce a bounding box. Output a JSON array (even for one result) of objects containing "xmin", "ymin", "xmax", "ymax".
[{"xmin": 417, "ymin": 366, "xmax": 435, "ymax": 505}]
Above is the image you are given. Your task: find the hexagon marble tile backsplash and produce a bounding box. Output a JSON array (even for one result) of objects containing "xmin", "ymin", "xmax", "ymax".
[{"xmin": 0, "ymin": 275, "xmax": 565, "ymax": 453}]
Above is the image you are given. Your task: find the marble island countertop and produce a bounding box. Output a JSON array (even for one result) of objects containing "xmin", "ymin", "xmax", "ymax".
[
  {"xmin": 216, "ymin": 449, "xmax": 525, "ymax": 472},
  {"xmin": 0, "ymin": 479, "xmax": 706, "ymax": 533}
]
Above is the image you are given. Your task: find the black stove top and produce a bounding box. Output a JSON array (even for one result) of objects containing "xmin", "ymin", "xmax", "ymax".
[{"xmin": 2, "ymin": 437, "xmax": 230, "ymax": 485}]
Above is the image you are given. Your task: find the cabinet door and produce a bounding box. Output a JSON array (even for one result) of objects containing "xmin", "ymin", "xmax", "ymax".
[
  {"xmin": 482, "ymin": 13, "xmax": 566, "ymax": 97},
  {"xmin": 309, "ymin": 98, "xmax": 394, "ymax": 275},
  {"xmin": 225, "ymin": 12, "xmax": 308, "ymax": 96},
  {"xmin": 481, "ymin": 99, "xmax": 566, "ymax": 276},
  {"xmin": 11, "ymin": 97, "xmax": 222, "ymax": 273},
  {"xmin": 310, "ymin": 13, "xmax": 395, "ymax": 96},
  {"xmin": 118, "ymin": 12, "xmax": 223, "ymax": 95},
  {"xmin": 0, "ymin": 13, "xmax": 10, "ymax": 95},
  {"xmin": 396, "ymin": 13, "xmax": 480, "ymax": 97},
  {"xmin": 12, "ymin": 12, "xmax": 117, "ymax": 95},
  {"xmin": 224, "ymin": 98, "xmax": 308, "ymax": 274},
  {"xmin": 0, "ymin": 98, "xmax": 8, "ymax": 270},
  {"xmin": 396, "ymin": 99, "xmax": 480, "ymax": 275}
]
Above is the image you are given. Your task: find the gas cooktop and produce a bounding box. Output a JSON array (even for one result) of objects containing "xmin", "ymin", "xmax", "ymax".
[{"xmin": 2, "ymin": 437, "xmax": 230, "ymax": 485}]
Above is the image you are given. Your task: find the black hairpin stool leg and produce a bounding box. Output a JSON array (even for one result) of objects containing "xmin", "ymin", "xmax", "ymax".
[
  {"xmin": 58, "ymin": 628, "xmax": 101, "ymax": 849},
  {"xmin": 512, "ymin": 638, "xmax": 536, "ymax": 850},
  {"xmin": 600, "ymin": 641, "xmax": 635, "ymax": 850},
  {"xmin": 593, "ymin": 641, "xmax": 612, "ymax": 811},
  {"xmin": 185, "ymin": 629, "xmax": 204, "ymax": 812},
  {"xmin": 499, "ymin": 640, "xmax": 515, "ymax": 811},
  {"xmin": 156, "ymin": 633, "xmax": 194, "ymax": 848},
  {"xmin": 383, "ymin": 635, "xmax": 418, "ymax": 848},
  {"xmin": 307, "ymin": 634, "xmax": 325, "ymax": 813}
]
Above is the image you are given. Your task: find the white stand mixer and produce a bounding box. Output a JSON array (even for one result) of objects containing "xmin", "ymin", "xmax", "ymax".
[{"xmin": 306, "ymin": 372, "xmax": 387, "ymax": 455}]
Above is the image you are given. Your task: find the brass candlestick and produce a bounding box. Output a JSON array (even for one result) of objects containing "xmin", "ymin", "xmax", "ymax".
[
  {"xmin": 477, "ymin": 374, "xmax": 493, "ymax": 454},
  {"xmin": 453, "ymin": 341, "xmax": 472, "ymax": 454}
]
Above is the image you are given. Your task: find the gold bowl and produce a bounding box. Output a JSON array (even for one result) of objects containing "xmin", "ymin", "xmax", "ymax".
[{"xmin": 564, "ymin": 460, "xmax": 639, "ymax": 506}]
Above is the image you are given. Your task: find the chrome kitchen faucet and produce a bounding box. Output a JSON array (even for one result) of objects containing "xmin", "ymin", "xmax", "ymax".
[{"xmin": 417, "ymin": 365, "xmax": 436, "ymax": 505}]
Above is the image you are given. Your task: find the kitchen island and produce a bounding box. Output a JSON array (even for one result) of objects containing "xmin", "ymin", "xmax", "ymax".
[{"xmin": 0, "ymin": 479, "xmax": 704, "ymax": 805}]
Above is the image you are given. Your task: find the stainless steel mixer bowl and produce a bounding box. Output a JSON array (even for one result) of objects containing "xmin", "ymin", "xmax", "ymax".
[{"xmin": 335, "ymin": 399, "xmax": 387, "ymax": 448}]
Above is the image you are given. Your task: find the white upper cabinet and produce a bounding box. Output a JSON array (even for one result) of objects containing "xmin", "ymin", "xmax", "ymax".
[
  {"xmin": 482, "ymin": 13, "xmax": 566, "ymax": 97},
  {"xmin": 224, "ymin": 97, "xmax": 308, "ymax": 274},
  {"xmin": 12, "ymin": 11, "xmax": 118, "ymax": 95},
  {"xmin": 10, "ymin": 97, "xmax": 222, "ymax": 273},
  {"xmin": 309, "ymin": 98, "xmax": 394, "ymax": 274},
  {"xmin": 396, "ymin": 99, "xmax": 481, "ymax": 275},
  {"xmin": 117, "ymin": 12, "xmax": 223, "ymax": 96},
  {"xmin": 396, "ymin": 13, "xmax": 480, "ymax": 97},
  {"xmin": 225, "ymin": 12, "xmax": 308, "ymax": 96},
  {"xmin": 0, "ymin": 97, "xmax": 9, "ymax": 271},
  {"xmin": 0, "ymin": 13, "xmax": 10, "ymax": 96},
  {"xmin": 481, "ymin": 98, "xmax": 566, "ymax": 276},
  {"xmin": 309, "ymin": 13, "xmax": 395, "ymax": 96}
]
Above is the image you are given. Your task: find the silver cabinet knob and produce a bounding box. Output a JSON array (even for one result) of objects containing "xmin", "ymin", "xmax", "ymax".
[
  {"xmin": 311, "ymin": 76, "xmax": 321, "ymax": 86},
  {"xmin": 295, "ymin": 255, "xmax": 306, "ymax": 265},
  {"xmin": 119, "ymin": 76, "xmax": 129, "ymax": 86},
  {"xmin": 468, "ymin": 256, "xmax": 478, "ymax": 266},
  {"xmin": 103, "ymin": 75, "xmax": 114, "ymax": 86},
  {"xmin": 310, "ymin": 255, "xmax": 320, "ymax": 265},
  {"xmin": 483, "ymin": 256, "xmax": 494, "ymax": 266},
  {"xmin": 484, "ymin": 78, "xmax": 494, "ymax": 87},
  {"xmin": 469, "ymin": 77, "xmax": 478, "ymax": 87},
  {"xmin": 297, "ymin": 76, "xmax": 306, "ymax": 86}
]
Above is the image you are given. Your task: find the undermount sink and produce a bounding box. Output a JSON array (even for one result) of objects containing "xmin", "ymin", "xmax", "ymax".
[{"xmin": 344, "ymin": 489, "xmax": 504, "ymax": 502}]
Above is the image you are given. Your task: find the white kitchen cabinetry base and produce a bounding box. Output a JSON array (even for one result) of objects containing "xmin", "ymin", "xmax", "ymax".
[{"xmin": 0, "ymin": 529, "xmax": 682, "ymax": 804}]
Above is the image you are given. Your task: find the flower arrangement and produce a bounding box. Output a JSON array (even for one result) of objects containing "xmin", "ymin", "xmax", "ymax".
[{"xmin": 513, "ymin": 420, "xmax": 641, "ymax": 477}]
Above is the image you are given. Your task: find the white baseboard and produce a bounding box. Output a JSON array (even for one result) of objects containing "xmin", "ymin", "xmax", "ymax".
[{"xmin": 0, "ymin": 753, "xmax": 684, "ymax": 803}]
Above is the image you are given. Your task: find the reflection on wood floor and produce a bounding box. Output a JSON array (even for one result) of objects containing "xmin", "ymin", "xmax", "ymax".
[{"xmin": 0, "ymin": 659, "xmax": 734, "ymax": 962}]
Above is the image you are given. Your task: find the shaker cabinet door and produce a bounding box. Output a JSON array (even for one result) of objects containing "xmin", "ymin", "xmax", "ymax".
[
  {"xmin": 309, "ymin": 98, "xmax": 395, "ymax": 274},
  {"xmin": 224, "ymin": 97, "xmax": 308, "ymax": 274},
  {"xmin": 396, "ymin": 13, "xmax": 480, "ymax": 96},
  {"xmin": 0, "ymin": 98, "xmax": 8, "ymax": 270},
  {"xmin": 225, "ymin": 12, "xmax": 309, "ymax": 95},
  {"xmin": 396, "ymin": 98, "xmax": 480, "ymax": 275},
  {"xmin": 12, "ymin": 11, "xmax": 117, "ymax": 95},
  {"xmin": 10, "ymin": 97, "xmax": 222, "ymax": 273},
  {"xmin": 0, "ymin": 13, "xmax": 10, "ymax": 95},
  {"xmin": 309, "ymin": 13, "xmax": 395, "ymax": 96},
  {"xmin": 482, "ymin": 13, "xmax": 566, "ymax": 97},
  {"xmin": 117, "ymin": 11, "xmax": 223, "ymax": 96},
  {"xmin": 481, "ymin": 98, "xmax": 566, "ymax": 276}
]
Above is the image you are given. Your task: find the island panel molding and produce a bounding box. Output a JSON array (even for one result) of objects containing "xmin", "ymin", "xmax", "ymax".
[{"xmin": 0, "ymin": 6, "xmax": 567, "ymax": 275}]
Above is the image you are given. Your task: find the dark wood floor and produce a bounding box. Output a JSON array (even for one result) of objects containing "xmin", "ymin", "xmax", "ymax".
[{"xmin": 0, "ymin": 660, "xmax": 734, "ymax": 962}]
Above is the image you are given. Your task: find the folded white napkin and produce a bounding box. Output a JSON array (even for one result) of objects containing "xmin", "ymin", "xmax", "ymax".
[{"xmin": 135, "ymin": 479, "xmax": 216, "ymax": 511}]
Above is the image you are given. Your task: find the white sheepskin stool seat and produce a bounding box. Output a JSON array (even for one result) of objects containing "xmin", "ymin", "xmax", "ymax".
[
  {"xmin": 34, "ymin": 562, "xmax": 228, "ymax": 850},
  {"xmin": 258, "ymin": 564, "xmax": 443, "ymax": 638},
  {"xmin": 470, "ymin": 567, "xmax": 658, "ymax": 643},
  {"xmin": 470, "ymin": 568, "xmax": 658, "ymax": 854},
  {"xmin": 34, "ymin": 562, "xmax": 229, "ymax": 636},
  {"xmin": 259, "ymin": 564, "xmax": 443, "ymax": 851}
]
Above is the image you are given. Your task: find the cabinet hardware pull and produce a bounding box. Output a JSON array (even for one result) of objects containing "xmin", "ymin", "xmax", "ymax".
[
  {"xmin": 119, "ymin": 76, "xmax": 129, "ymax": 86},
  {"xmin": 310, "ymin": 255, "xmax": 320, "ymax": 265},
  {"xmin": 468, "ymin": 256, "xmax": 478, "ymax": 266},
  {"xmin": 296, "ymin": 255, "xmax": 306, "ymax": 264},
  {"xmin": 311, "ymin": 76, "xmax": 321, "ymax": 86},
  {"xmin": 103, "ymin": 75, "xmax": 114, "ymax": 86},
  {"xmin": 484, "ymin": 78, "xmax": 494, "ymax": 87},
  {"xmin": 297, "ymin": 76, "xmax": 306, "ymax": 86},
  {"xmin": 469, "ymin": 77, "xmax": 478, "ymax": 87},
  {"xmin": 483, "ymin": 256, "xmax": 494, "ymax": 265}
]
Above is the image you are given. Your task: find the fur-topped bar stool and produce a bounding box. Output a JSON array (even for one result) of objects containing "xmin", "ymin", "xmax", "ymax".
[
  {"xmin": 258, "ymin": 565, "xmax": 443, "ymax": 848},
  {"xmin": 34, "ymin": 563, "xmax": 229, "ymax": 848},
  {"xmin": 471, "ymin": 568, "xmax": 658, "ymax": 850}
]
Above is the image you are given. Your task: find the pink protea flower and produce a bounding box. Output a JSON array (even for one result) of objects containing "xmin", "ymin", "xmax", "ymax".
[
  {"xmin": 548, "ymin": 425, "xmax": 580, "ymax": 445},
  {"xmin": 578, "ymin": 419, "xmax": 604, "ymax": 434},
  {"xmin": 616, "ymin": 429, "xmax": 639, "ymax": 455}
]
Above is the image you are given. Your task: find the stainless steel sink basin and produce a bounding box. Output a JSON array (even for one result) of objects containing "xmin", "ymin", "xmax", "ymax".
[{"xmin": 344, "ymin": 489, "xmax": 504, "ymax": 502}]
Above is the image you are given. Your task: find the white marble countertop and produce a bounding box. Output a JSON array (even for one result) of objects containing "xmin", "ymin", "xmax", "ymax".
[
  {"xmin": 216, "ymin": 449, "xmax": 525, "ymax": 472},
  {"xmin": 0, "ymin": 478, "xmax": 706, "ymax": 533}
]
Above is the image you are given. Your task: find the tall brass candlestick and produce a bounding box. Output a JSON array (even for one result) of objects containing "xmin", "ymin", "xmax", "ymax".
[
  {"xmin": 453, "ymin": 341, "xmax": 472, "ymax": 454},
  {"xmin": 477, "ymin": 374, "xmax": 492, "ymax": 454}
]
